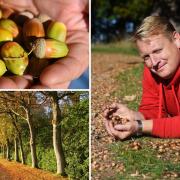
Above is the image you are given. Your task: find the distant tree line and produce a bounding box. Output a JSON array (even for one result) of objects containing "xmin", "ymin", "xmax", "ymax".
[{"xmin": 92, "ymin": 0, "xmax": 180, "ymax": 42}]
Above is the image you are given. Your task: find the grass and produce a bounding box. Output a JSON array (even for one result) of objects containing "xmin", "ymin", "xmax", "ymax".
[
  {"xmin": 114, "ymin": 63, "xmax": 144, "ymax": 110},
  {"xmin": 108, "ymin": 138, "xmax": 180, "ymax": 179},
  {"xmin": 92, "ymin": 40, "xmax": 139, "ymax": 56}
]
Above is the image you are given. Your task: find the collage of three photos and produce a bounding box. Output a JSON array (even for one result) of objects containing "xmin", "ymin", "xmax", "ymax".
[{"xmin": 0, "ymin": 0, "xmax": 180, "ymax": 180}]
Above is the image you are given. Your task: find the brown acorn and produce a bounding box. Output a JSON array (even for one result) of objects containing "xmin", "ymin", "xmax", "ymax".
[
  {"xmin": 28, "ymin": 56, "xmax": 49, "ymax": 77},
  {"xmin": 0, "ymin": 5, "xmax": 14, "ymax": 19},
  {"xmin": 10, "ymin": 11, "xmax": 34, "ymax": 27},
  {"xmin": 23, "ymin": 18, "xmax": 45, "ymax": 38},
  {"xmin": 33, "ymin": 38, "xmax": 69, "ymax": 59}
]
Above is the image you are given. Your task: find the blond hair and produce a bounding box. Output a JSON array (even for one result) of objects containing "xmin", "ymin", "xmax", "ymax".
[{"xmin": 133, "ymin": 16, "xmax": 176, "ymax": 41}]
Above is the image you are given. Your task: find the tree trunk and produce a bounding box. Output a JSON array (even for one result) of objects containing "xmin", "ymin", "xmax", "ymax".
[
  {"xmin": 3, "ymin": 145, "xmax": 5, "ymax": 158},
  {"xmin": 14, "ymin": 137, "xmax": 19, "ymax": 162},
  {"xmin": 26, "ymin": 109, "xmax": 38, "ymax": 168},
  {"xmin": 18, "ymin": 135, "xmax": 25, "ymax": 164},
  {"xmin": 9, "ymin": 113, "xmax": 25, "ymax": 164},
  {"xmin": 52, "ymin": 94, "xmax": 66, "ymax": 175},
  {"xmin": 6, "ymin": 139, "xmax": 10, "ymax": 161}
]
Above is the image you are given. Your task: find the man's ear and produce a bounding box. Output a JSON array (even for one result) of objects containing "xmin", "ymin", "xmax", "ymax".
[{"xmin": 173, "ymin": 31, "xmax": 180, "ymax": 48}]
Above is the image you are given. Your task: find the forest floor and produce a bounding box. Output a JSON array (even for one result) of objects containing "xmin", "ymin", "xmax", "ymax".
[
  {"xmin": 91, "ymin": 52, "xmax": 180, "ymax": 179},
  {"xmin": 0, "ymin": 159, "xmax": 68, "ymax": 180}
]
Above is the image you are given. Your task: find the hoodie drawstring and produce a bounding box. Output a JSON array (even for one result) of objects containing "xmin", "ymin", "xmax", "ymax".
[
  {"xmin": 172, "ymin": 85, "xmax": 180, "ymax": 114},
  {"xmin": 158, "ymin": 83, "xmax": 163, "ymax": 118}
]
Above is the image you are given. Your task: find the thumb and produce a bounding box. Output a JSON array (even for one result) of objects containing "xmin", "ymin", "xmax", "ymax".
[{"xmin": 114, "ymin": 124, "xmax": 130, "ymax": 131}]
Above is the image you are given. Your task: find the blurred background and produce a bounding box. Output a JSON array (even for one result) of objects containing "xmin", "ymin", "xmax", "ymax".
[{"xmin": 92, "ymin": 0, "xmax": 180, "ymax": 44}]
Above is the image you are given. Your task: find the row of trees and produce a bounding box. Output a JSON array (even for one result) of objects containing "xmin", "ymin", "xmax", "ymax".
[{"xmin": 0, "ymin": 91, "xmax": 89, "ymax": 179}]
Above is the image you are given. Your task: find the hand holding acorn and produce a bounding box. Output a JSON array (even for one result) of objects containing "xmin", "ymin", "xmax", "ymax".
[{"xmin": 0, "ymin": 0, "xmax": 89, "ymax": 89}]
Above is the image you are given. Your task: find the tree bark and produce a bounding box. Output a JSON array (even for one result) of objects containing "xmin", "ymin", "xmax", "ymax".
[
  {"xmin": 6, "ymin": 139, "xmax": 10, "ymax": 161},
  {"xmin": 9, "ymin": 114, "xmax": 25, "ymax": 164},
  {"xmin": 26, "ymin": 108, "xmax": 38, "ymax": 168},
  {"xmin": 51, "ymin": 93, "xmax": 66, "ymax": 175},
  {"xmin": 2, "ymin": 146, "xmax": 5, "ymax": 158},
  {"xmin": 14, "ymin": 137, "xmax": 19, "ymax": 162},
  {"xmin": 18, "ymin": 135, "xmax": 25, "ymax": 164}
]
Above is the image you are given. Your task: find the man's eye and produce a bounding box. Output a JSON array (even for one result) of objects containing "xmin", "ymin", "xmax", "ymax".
[
  {"xmin": 155, "ymin": 49, "xmax": 162, "ymax": 53},
  {"xmin": 144, "ymin": 56, "xmax": 149, "ymax": 61}
]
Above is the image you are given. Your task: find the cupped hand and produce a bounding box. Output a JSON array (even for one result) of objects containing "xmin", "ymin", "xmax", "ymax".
[
  {"xmin": 103, "ymin": 102, "xmax": 137, "ymax": 139},
  {"xmin": 0, "ymin": 0, "xmax": 89, "ymax": 89}
]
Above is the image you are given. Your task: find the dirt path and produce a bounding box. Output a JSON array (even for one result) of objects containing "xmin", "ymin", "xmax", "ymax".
[
  {"xmin": 91, "ymin": 53, "xmax": 142, "ymax": 179},
  {"xmin": 0, "ymin": 163, "xmax": 12, "ymax": 179},
  {"xmin": 0, "ymin": 159, "xmax": 68, "ymax": 180}
]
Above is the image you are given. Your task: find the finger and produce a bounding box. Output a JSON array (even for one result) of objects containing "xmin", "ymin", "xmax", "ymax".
[
  {"xmin": 40, "ymin": 32, "xmax": 88, "ymax": 87},
  {"xmin": 114, "ymin": 124, "xmax": 130, "ymax": 131},
  {"xmin": 1, "ymin": 0, "xmax": 38, "ymax": 14},
  {"xmin": 103, "ymin": 119, "xmax": 114, "ymax": 137},
  {"xmin": 103, "ymin": 109, "xmax": 110, "ymax": 119},
  {"xmin": 9, "ymin": 76, "xmax": 33, "ymax": 89},
  {"xmin": 0, "ymin": 77, "xmax": 18, "ymax": 89},
  {"xmin": 31, "ymin": 81, "xmax": 70, "ymax": 89},
  {"xmin": 109, "ymin": 122, "xmax": 124, "ymax": 139}
]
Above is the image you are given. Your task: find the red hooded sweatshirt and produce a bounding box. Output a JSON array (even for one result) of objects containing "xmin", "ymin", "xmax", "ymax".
[{"xmin": 139, "ymin": 66, "xmax": 180, "ymax": 138}]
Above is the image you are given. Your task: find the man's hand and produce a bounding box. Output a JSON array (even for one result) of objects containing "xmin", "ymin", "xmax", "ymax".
[
  {"xmin": 103, "ymin": 103, "xmax": 142, "ymax": 140},
  {"xmin": 109, "ymin": 120, "xmax": 138, "ymax": 140},
  {"xmin": 0, "ymin": 0, "xmax": 89, "ymax": 89}
]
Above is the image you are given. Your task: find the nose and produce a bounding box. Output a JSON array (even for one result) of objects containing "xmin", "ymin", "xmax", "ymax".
[{"xmin": 149, "ymin": 54, "xmax": 160, "ymax": 69}]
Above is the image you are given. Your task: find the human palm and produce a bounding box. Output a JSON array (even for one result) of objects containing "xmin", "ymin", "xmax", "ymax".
[{"xmin": 0, "ymin": 0, "xmax": 89, "ymax": 89}]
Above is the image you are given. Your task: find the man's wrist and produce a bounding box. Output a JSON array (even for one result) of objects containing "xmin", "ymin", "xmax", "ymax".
[{"xmin": 135, "ymin": 120, "xmax": 143, "ymax": 136}]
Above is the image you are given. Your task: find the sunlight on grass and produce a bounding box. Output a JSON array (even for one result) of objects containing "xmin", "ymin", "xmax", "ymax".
[
  {"xmin": 92, "ymin": 40, "xmax": 139, "ymax": 56},
  {"xmin": 114, "ymin": 63, "xmax": 144, "ymax": 110}
]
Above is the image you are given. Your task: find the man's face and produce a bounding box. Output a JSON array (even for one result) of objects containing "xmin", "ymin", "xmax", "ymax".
[{"xmin": 136, "ymin": 33, "xmax": 180, "ymax": 79}]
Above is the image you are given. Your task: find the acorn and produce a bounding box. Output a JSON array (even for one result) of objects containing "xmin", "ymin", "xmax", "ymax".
[
  {"xmin": 33, "ymin": 38, "xmax": 69, "ymax": 59},
  {"xmin": 28, "ymin": 56, "xmax": 49, "ymax": 77},
  {"xmin": 0, "ymin": 59, "xmax": 7, "ymax": 76},
  {"xmin": 0, "ymin": 9, "xmax": 2, "ymax": 19},
  {"xmin": 1, "ymin": 42, "xmax": 29, "ymax": 75},
  {"xmin": 10, "ymin": 11, "xmax": 34, "ymax": 27},
  {"xmin": 0, "ymin": 5, "xmax": 14, "ymax": 19},
  {"xmin": 0, "ymin": 19, "xmax": 19, "ymax": 38},
  {"xmin": 23, "ymin": 18, "xmax": 45, "ymax": 38},
  {"xmin": 46, "ymin": 21, "xmax": 67, "ymax": 42},
  {"xmin": 0, "ymin": 28, "xmax": 13, "ymax": 43},
  {"xmin": 37, "ymin": 13, "xmax": 51, "ymax": 23}
]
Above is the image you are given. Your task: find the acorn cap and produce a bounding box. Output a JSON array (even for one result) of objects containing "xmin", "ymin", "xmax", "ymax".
[
  {"xmin": 23, "ymin": 18, "xmax": 45, "ymax": 38},
  {"xmin": 33, "ymin": 38, "xmax": 46, "ymax": 59}
]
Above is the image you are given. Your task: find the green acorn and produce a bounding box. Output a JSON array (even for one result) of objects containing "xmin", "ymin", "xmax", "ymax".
[
  {"xmin": 0, "ymin": 59, "xmax": 7, "ymax": 76},
  {"xmin": 1, "ymin": 42, "xmax": 29, "ymax": 75},
  {"xmin": 0, "ymin": 28, "xmax": 13, "ymax": 43},
  {"xmin": 46, "ymin": 21, "xmax": 67, "ymax": 42},
  {"xmin": 33, "ymin": 38, "xmax": 69, "ymax": 59},
  {"xmin": 0, "ymin": 19, "xmax": 19, "ymax": 38}
]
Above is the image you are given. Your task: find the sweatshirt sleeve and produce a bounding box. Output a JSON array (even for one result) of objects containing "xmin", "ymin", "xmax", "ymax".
[
  {"xmin": 138, "ymin": 66, "xmax": 168, "ymax": 119},
  {"xmin": 152, "ymin": 116, "xmax": 180, "ymax": 138}
]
